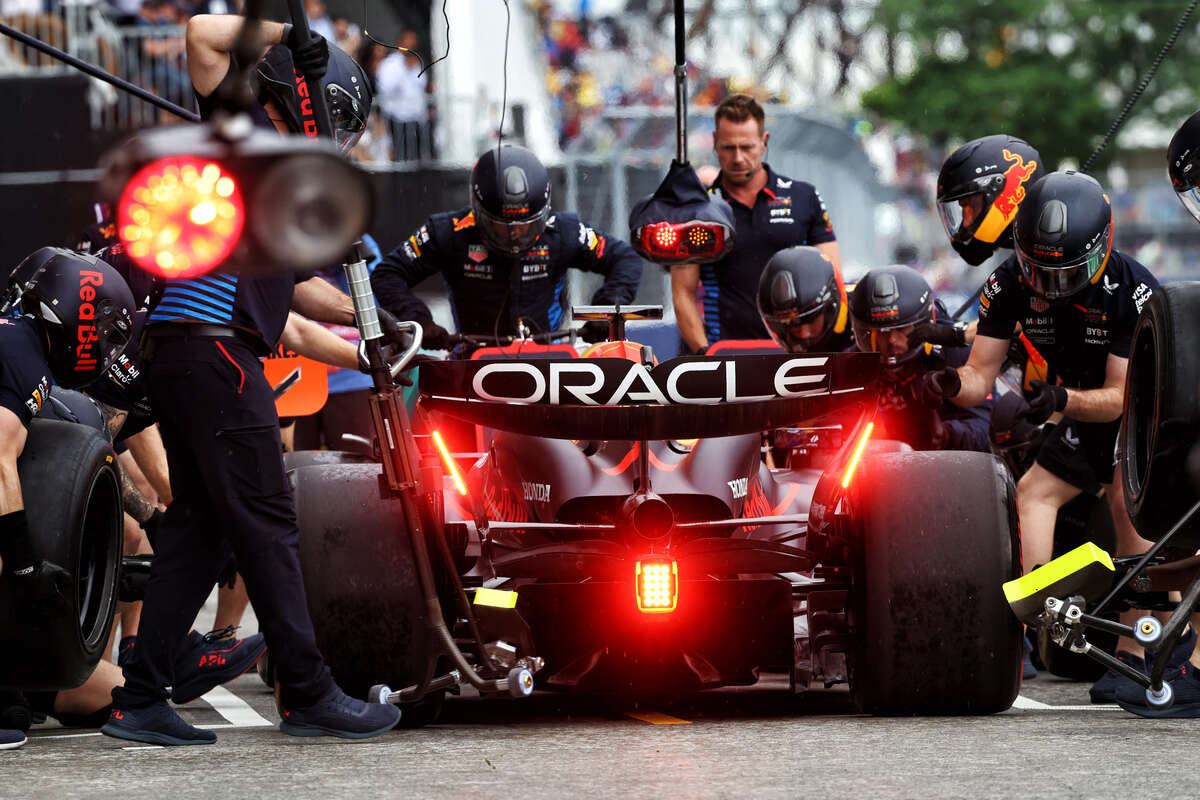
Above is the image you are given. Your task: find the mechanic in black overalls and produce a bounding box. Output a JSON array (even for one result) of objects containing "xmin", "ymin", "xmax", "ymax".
[
  {"xmin": 925, "ymin": 171, "xmax": 1161, "ymax": 703},
  {"xmin": 0, "ymin": 249, "xmax": 135, "ymax": 743},
  {"xmin": 370, "ymin": 144, "xmax": 644, "ymax": 350},
  {"xmin": 103, "ymin": 15, "xmax": 400, "ymax": 746}
]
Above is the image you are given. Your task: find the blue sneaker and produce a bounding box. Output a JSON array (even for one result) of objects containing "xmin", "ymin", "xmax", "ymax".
[
  {"xmin": 100, "ymin": 701, "xmax": 216, "ymax": 746},
  {"xmin": 1022, "ymin": 637, "xmax": 1037, "ymax": 680},
  {"xmin": 0, "ymin": 729, "xmax": 25, "ymax": 750},
  {"xmin": 1118, "ymin": 662, "xmax": 1200, "ymax": 717},
  {"xmin": 279, "ymin": 685, "xmax": 401, "ymax": 739},
  {"xmin": 171, "ymin": 626, "xmax": 267, "ymax": 705},
  {"xmin": 1090, "ymin": 651, "xmax": 1146, "ymax": 704}
]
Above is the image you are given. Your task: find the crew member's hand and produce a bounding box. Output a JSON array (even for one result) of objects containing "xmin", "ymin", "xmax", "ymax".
[
  {"xmin": 919, "ymin": 366, "xmax": 961, "ymax": 408},
  {"xmin": 421, "ymin": 322, "xmax": 452, "ymax": 351},
  {"xmin": 580, "ymin": 320, "xmax": 610, "ymax": 344},
  {"xmin": 376, "ymin": 307, "xmax": 414, "ymax": 352},
  {"xmin": 9, "ymin": 559, "xmax": 73, "ymax": 619},
  {"xmin": 139, "ymin": 508, "xmax": 164, "ymax": 550},
  {"xmin": 1023, "ymin": 380, "xmax": 1069, "ymax": 425},
  {"xmin": 929, "ymin": 410, "xmax": 949, "ymax": 450},
  {"xmin": 907, "ymin": 322, "xmax": 966, "ymax": 350},
  {"xmin": 287, "ymin": 28, "xmax": 330, "ymax": 81}
]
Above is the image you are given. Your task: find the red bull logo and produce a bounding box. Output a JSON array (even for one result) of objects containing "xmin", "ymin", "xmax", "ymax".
[
  {"xmin": 992, "ymin": 149, "xmax": 1038, "ymax": 220},
  {"xmin": 75, "ymin": 270, "xmax": 103, "ymax": 372}
]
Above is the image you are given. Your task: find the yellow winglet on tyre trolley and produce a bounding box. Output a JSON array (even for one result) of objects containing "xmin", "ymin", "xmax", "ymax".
[{"xmin": 1003, "ymin": 543, "xmax": 1115, "ymax": 626}]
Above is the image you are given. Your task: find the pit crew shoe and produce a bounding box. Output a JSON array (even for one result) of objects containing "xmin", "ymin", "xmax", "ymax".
[
  {"xmin": 171, "ymin": 626, "xmax": 267, "ymax": 705},
  {"xmin": 278, "ymin": 685, "xmax": 401, "ymax": 739},
  {"xmin": 1117, "ymin": 662, "xmax": 1200, "ymax": 717},
  {"xmin": 0, "ymin": 690, "xmax": 32, "ymax": 733},
  {"xmin": 100, "ymin": 702, "xmax": 216, "ymax": 746},
  {"xmin": 1089, "ymin": 651, "xmax": 1146, "ymax": 704},
  {"xmin": 0, "ymin": 729, "xmax": 26, "ymax": 750}
]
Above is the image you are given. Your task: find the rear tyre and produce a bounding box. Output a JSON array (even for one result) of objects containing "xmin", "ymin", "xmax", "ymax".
[
  {"xmin": 1122, "ymin": 282, "xmax": 1200, "ymax": 548},
  {"xmin": 294, "ymin": 463, "xmax": 450, "ymax": 726},
  {"xmin": 0, "ymin": 419, "xmax": 122, "ymax": 690},
  {"xmin": 849, "ymin": 450, "xmax": 1022, "ymax": 715}
]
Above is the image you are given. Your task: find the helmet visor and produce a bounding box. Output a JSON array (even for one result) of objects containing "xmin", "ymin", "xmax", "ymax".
[
  {"xmin": 937, "ymin": 191, "xmax": 989, "ymax": 244},
  {"xmin": 329, "ymin": 84, "xmax": 368, "ymax": 155},
  {"xmin": 473, "ymin": 202, "xmax": 549, "ymax": 255},
  {"xmin": 1016, "ymin": 221, "xmax": 1112, "ymax": 300},
  {"xmin": 763, "ymin": 302, "xmax": 836, "ymax": 352},
  {"xmin": 1177, "ymin": 185, "xmax": 1200, "ymax": 226},
  {"xmin": 851, "ymin": 317, "xmax": 921, "ymax": 366}
]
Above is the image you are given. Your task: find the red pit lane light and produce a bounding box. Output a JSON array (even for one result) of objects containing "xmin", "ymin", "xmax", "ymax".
[
  {"xmin": 635, "ymin": 558, "xmax": 678, "ymax": 614},
  {"xmin": 118, "ymin": 157, "xmax": 245, "ymax": 279},
  {"xmin": 432, "ymin": 430, "xmax": 468, "ymax": 496},
  {"xmin": 635, "ymin": 221, "xmax": 728, "ymax": 262},
  {"xmin": 840, "ymin": 421, "xmax": 875, "ymax": 489}
]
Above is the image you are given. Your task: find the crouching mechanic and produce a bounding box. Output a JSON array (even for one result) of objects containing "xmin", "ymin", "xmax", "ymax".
[
  {"xmin": 926, "ymin": 170, "xmax": 1162, "ymax": 702},
  {"xmin": 101, "ymin": 13, "xmax": 401, "ymax": 746},
  {"xmin": 756, "ymin": 246, "xmax": 853, "ymax": 353},
  {"xmin": 371, "ymin": 145, "xmax": 643, "ymax": 349}
]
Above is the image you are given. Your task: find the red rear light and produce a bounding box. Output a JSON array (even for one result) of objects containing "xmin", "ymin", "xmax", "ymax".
[
  {"xmin": 636, "ymin": 558, "xmax": 678, "ymax": 613},
  {"xmin": 117, "ymin": 156, "xmax": 245, "ymax": 278},
  {"xmin": 841, "ymin": 421, "xmax": 874, "ymax": 489},
  {"xmin": 432, "ymin": 430, "xmax": 468, "ymax": 496},
  {"xmin": 637, "ymin": 222, "xmax": 726, "ymax": 261}
]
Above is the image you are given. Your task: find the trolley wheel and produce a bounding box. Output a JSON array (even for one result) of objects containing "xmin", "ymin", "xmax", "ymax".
[
  {"xmin": 368, "ymin": 684, "xmax": 393, "ymax": 705},
  {"xmin": 506, "ymin": 667, "xmax": 534, "ymax": 698},
  {"xmin": 1133, "ymin": 617, "xmax": 1163, "ymax": 650},
  {"xmin": 1146, "ymin": 680, "xmax": 1174, "ymax": 710}
]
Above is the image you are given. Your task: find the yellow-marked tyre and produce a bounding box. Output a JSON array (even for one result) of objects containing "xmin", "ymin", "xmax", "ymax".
[{"xmin": 849, "ymin": 450, "xmax": 1022, "ymax": 715}]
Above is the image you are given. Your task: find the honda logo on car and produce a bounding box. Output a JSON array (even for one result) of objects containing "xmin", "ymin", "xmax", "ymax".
[{"xmin": 469, "ymin": 356, "xmax": 831, "ymax": 405}]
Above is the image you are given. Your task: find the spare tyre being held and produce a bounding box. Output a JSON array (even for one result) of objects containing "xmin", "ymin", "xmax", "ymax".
[
  {"xmin": 0, "ymin": 418, "xmax": 122, "ymax": 690},
  {"xmin": 1122, "ymin": 282, "xmax": 1200, "ymax": 549}
]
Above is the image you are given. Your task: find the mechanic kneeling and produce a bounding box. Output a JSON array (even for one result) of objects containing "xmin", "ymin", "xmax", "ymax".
[{"xmin": 370, "ymin": 144, "xmax": 643, "ymax": 349}]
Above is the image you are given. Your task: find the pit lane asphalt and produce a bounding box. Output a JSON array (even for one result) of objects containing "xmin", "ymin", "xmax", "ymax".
[{"xmin": 8, "ymin": 593, "xmax": 1200, "ymax": 799}]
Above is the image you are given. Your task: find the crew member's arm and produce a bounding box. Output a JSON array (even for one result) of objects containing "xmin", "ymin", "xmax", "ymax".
[
  {"xmin": 370, "ymin": 219, "xmax": 445, "ymax": 328},
  {"xmin": 0, "ymin": 407, "xmax": 27, "ymax": 518},
  {"xmin": 671, "ymin": 264, "xmax": 707, "ymax": 354},
  {"xmin": 125, "ymin": 425, "xmax": 171, "ymax": 506},
  {"xmin": 279, "ymin": 312, "xmax": 359, "ymax": 370},
  {"xmin": 91, "ymin": 399, "xmax": 158, "ymax": 524},
  {"xmin": 569, "ymin": 221, "xmax": 643, "ymax": 306},
  {"xmin": 186, "ymin": 14, "xmax": 287, "ymax": 97},
  {"xmin": 952, "ymin": 334, "xmax": 1010, "ymax": 407},
  {"xmin": 291, "ymin": 277, "xmax": 355, "ymax": 326},
  {"xmin": 1059, "ymin": 354, "xmax": 1127, "ymax": 423},
  {"xmin": 938, "ymin": 393, "xmax": 994, "ymax": 452}
]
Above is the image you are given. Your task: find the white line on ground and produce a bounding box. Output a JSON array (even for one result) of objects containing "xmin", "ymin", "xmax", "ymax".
[
  {"xmin": 201, "ymin": 686, "xmax": 274, "ymax": 728},
  {"xmin": 121, "ymin": 746, "xmax": 164, "ymax": 751},
  {"xmin": 1013, "ymin": 695, "xmax": 1126, "ymax": 712}
]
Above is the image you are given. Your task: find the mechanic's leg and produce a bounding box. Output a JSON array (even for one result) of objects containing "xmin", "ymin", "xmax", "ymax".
[
  {"xmin": 213, "ymin": 579, "xmax": 250, "ymax": 632},
  {"xmin": 53, "ymin": 660, "xmax": 122, "ymax": 718},
  {"xmin": 117, "ymin": 516, "xmax": 150, "ymax": 641},
  {"xmin": 1104, "ymin": 467, "xmax": 1160, "ymax": 658},
  {"xmin": 1016, "ymin": 463, "xmax": 1082, "ymax": 574}
]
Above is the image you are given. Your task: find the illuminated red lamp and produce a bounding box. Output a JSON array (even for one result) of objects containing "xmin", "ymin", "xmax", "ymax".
[
  {"xmin": 637, "ymin": 222, "xmax": 726, "ymax": 261},
  {"xmin": 635, "ymin": 558, "xmax": 678, "ymax": 614},
  {"xmin": 117, "ymin": 156, "xmax": 245, "ymax": 279},
  {"xmin": 841, "ymin": 421, "xmax": 875, "ymax": 489},
  {"xmin": 432, "ymin": 430, "xmax": 468, "ymax": 496}
]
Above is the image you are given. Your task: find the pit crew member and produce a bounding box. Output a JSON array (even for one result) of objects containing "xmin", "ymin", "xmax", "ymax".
[
  {"xmin": 672, "ymin": 93, "xmax": 843, "ymax": 353},
  {"xmin": 370, "ymin": 144, "xmax": 643, "ymax": 349},
  {"xmin": 103, "ymin": 14, "xmax": 400, "ymax": 746},
  {"xmin": 927, "ymin": 170, "xmax": 1160, "ymax": 701},
  {"xmin": 756, "ymin": 245, "xmax": 852, "ymax": 353}
]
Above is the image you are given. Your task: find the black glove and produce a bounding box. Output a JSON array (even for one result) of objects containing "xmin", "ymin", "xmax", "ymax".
[
  {"xmin": 1023, "ymin": 380, "xmax": 1069, "ymax": 425},
  {"xmin": 580, "ymin": 320, "xmax": 610, "ymax": 344},
  {"xmin": 421, "ymin": 322, "xmax": 452, "ymax": 350},
  {"xmin": 907, "ymin": 322, "xmax": 966, "ymax": 350},
  {"xmin": 9, "ymin": 559, "xmax": 74, "ymax": 620},
  {"xmin": 376, "ymin": 307, "xmax": 414, "ymax": 352},
  {"xmin": 286, "ymin": 26, "xmax": 329, "ymax": 81},
  {"xmin": 919, "ymin": 366, "xmax": 962, "ymax": 408},
  {"xmin": 139, "ymin": 508, "xmax": 164, "ymax": 550}
]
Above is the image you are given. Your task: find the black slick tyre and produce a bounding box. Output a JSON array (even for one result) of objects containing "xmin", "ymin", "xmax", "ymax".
[
  {"xmin": 1122, "ymin": 282, "xmax": 1200, "ymax": 548},
  {"xmin": 0, "ymin": 419, "xmax": 122, "ymax": 690},
  {"xmin": 293, "ymin": 463, "xmax": 448, "ymax": 724},
  {"xmin": 849, "ymin": 450, "xmax": 1022, "ymax": 715}
]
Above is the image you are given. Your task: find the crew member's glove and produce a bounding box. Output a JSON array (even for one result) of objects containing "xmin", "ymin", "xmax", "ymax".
[
  {"xmin": 376, "ymin": 307, "xmax": 414, "ymax": 352},
  {"xmin": 907, "ymin": 322, "xmax": 966, "ymax": 350},
  {"xmin": 9, "ymin": 560, "xmax": 74, "ymax": 620},
  {"xmin": 918, "ymin": 366, "xmax": 961, "ymax": 408},
  {"xmin": 421, "ymin": 322, "xmax": 452, "ymax": 351},
  {"xmin": 285, "ymin": 25, "xmax": 330, "ymax": 81},
  {"xmin": 139, "ymin": 508, "xmax": 164, "ymax": 550},
  {"xmin": 1023, "ymin": 379, "xmax": 1069, "ymax": 425},
  {"xmin": 580, "ymin": 320, "xmax": 610, "ymax": 344}
]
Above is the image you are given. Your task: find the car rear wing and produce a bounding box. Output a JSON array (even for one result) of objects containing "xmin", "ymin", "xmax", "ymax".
[{"xmin": 418, "ymin": 352, "xmax": 878, "ymax": 441}]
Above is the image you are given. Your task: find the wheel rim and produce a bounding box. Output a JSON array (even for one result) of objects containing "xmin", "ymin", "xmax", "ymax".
[
  {"xmin": 76, "ymin": 466, "xmax": 121, "ymax": 650},
  {"xmin": 1125, "ymin": 319, "xmax": 1159, "ymax": 502}
]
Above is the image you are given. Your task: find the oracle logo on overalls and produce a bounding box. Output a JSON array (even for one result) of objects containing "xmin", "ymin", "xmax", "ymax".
[{"xmin": 75, "ymin": 270, "xmax": 104, "ymax": 373}]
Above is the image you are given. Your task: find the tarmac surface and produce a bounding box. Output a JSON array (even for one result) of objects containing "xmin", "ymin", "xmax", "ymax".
[{"xmin": 7, "ymin": 600, "xmax": 1200, "ymax": 799}]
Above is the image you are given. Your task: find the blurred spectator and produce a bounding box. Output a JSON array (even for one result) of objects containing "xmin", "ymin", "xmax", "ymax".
[
  {"xmin": 376, "ymin": 31, "xmax": 430, "ymax": 161},
  {"xmin": 305, "ymin": 0, "xmax": 334, "ymax": 42},
  {"xmin": 331, "ymin": 15, "xmax": 361, "ymax": 56},
  {"xmin": 128, "ymin": 0, "xmax": 190, "ymax": 112}
]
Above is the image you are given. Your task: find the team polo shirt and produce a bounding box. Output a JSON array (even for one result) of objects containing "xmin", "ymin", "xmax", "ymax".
[{"xmin": 702, "ymin": 165, "xmax": 837, "ymax": 342}]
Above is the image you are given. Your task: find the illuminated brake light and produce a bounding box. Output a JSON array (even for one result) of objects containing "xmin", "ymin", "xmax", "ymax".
[
  {"xmin": 431, "ymin": 430, "xmax": 467, "ymax": 496},
  {"xmin": 117, "ymin": 157, "xmax": 245, "ymax": 278},
  {"xmin": 636, "ymin": 559, "xmax": 678, "ymax": 613},
  {"xmin": 638, "ymin": 222, "xmax": 726, "ymax": 260},
  {"xmin": 840, "ymin": 421, "xmax": 874, "ymax": 489}
]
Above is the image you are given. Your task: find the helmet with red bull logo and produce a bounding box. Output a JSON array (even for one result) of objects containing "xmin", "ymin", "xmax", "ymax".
[{"xmin": 937, "ymin": 135, "xmax": 1045, "ymax": 266}]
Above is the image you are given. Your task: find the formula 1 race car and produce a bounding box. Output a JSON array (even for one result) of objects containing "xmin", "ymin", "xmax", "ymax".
[{"xmin": 288, "ymin": 296, "xmax": 1024, "ymax": 723}]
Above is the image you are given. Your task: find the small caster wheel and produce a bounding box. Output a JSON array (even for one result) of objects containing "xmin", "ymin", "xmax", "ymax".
[
  {"xmin": 1134, "ymin": 616, "xmax": 1163, "ymax": 649},
  {"xmin": 1146, "ymin": 680, "xmax": 1174, "ymax": 710},
  {"xmin": 368, "ymin": 684, "xmax": 393, "ymax": 704},
  {"xmin": 506, "ymin": 667, "xmax": 534, "ymax": 698}
]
